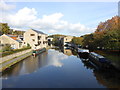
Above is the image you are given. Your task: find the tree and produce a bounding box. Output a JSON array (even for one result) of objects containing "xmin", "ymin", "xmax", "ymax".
[
  {"xmin": 0, "ymin": 23, "xmax": 10, "ymax": 34},
  {"xmin": 71, "ymin": 37, "xmax": 83, "ymax": 45},
  {"xmin": 82, "ymin": 16, "xmax": 120, "ymax": 51}
]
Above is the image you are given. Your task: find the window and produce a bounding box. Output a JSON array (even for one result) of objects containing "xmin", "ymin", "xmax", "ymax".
[
  {"xmin": 32, "ymin": 39, "xmax": 35, "ymax": 41},
  {"xmin": 38, "ymin": 36, "xmax": 41, "ymax": 40},
  {"xmin": 35, "ymin": 44, "xmax": 38, "ymax": 46},
  {"xmin": 19, "ymin": 43, "xmax": 22, "ymax": 47},
  {"xmin": 43, "ymin": 41, "xmax": 47, "ymax": 44},
  {"xmin": 30, "ymin": 34, "xmax": 35, "ymax": 36},
  {"xmin": 38, "ymin": 41, "xmax": 41, "ymax": 45}
]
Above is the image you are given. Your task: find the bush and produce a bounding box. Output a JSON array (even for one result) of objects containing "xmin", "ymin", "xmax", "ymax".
[
  {"xmin": 2, "ymin": 44, "xmax": 12, "ymax": 52},
  {"xmin": 1, "ymin": 47, "xmax": 31, "ymax": 57},
  {"xmin": 27, "ymin": 43, "xmax": 31, "ymax": 48}
]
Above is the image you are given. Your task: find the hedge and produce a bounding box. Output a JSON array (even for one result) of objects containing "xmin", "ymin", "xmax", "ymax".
[{"xmin": 1, "ymin": 47, "xmax": 31, "ymax": 57}]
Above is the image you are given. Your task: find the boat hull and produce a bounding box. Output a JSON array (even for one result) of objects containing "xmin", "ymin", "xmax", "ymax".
[
  {"xmin": 32, "ymin": 48, "xmax": 46, "ymax": 56},
  {"xmin": 78, "ymin": 52, "xmax": 89, "ymax": 59},
  {"xmin": 89, "ymin": 55, "xmax": 111, "ymax": 69}
]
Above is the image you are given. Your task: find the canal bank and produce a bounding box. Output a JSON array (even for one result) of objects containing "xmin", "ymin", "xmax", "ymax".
[{"xmin": 0, "ymin": 49, "xmax": 33, "ymax": 72}]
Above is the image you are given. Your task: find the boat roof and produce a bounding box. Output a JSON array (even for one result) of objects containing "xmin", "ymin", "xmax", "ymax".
[
  {"xmin": 78, "ymin": 48, "xmax": 89, "ymax": 50},
  {"xmin": 90, "ymin": 52, "xmax": 105, "ymax": 58}
]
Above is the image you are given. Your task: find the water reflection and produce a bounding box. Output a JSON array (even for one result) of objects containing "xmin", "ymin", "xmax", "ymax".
[
  {"xmin": 2, "ymin": 47, "xmax": 120, "ymax": 88},
  {"xmin": 61, "ymin": 48, "xmax": 73, "ymax": 56},
  {"xmin": 80, "ymin": 58, "xmax": 120, "ymax": 88},
  {"xmin": 46, "ymin": 49, "xmax": 68, "ymax": 67},
  {"xmin": 59, "ymin": 46, "xmax": 78, "ymax": 56},
  {"xmin": 2, "ymin": 49, "xmax": 69, "ymax": 79},
  {"xmin": 2, "ymin": 51, "xmax": 48, "ymax": 78}
]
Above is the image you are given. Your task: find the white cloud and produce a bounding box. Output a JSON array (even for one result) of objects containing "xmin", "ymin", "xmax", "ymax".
[
  {"xmin": 48, "ymin": 29, "xmax": 57, "ymax": 33},
  {"xmin": 42, "ymin": 13, "xmax": 63, "ymax": 24},
  {"xmin": 2, "ymin": 7, "xmax": 37, "ymax": 28},
  {"xmin": 0, "ymin": 0, "xmax": 15, "ymax": 11},
  {"xmin": 1, "ymin": 5, "xmax": 95, "ymax": 36}
]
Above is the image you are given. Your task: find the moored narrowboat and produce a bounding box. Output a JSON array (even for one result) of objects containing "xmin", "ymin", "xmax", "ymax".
[
  {"xmin": 78, "ymin": 48, "xmax": 89, "ymax": 58},
  {"xmin": 32, "ymin": 48, "xmax": 46, "ymax": 57},
  {"xmin": 89, "ymin": 52, "xmax": 111, "ymax": 69}
]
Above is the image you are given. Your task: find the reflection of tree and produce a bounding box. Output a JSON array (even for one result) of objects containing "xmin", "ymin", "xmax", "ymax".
[
  {"xmin": 81, "ymin": 60, "xmax": 120, "ymax": 88},
  {"xmin": 93, "ymin": 70, "xmax": 120, "ymax": 88},
  {"xmin": 71, "ymin": 49, "xmax": 78, "ymax": 56}
]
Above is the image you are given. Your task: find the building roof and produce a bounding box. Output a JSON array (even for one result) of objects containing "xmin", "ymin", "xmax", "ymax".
[
  {"xmin": 6, "ymin": 34, "xmax": 22, "ymax": 43},
  {"xmin": 31, "ymin": 29, "xmax": 46, "ymax": 34},
  {"xmin": 10, "ymin": 36, "xmax": 18, "ymax": 40}
]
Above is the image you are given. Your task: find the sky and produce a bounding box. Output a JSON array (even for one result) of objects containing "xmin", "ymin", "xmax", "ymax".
[{"xmin": 0, "ymin": 0, "xmax": 118, "ymax": 36}]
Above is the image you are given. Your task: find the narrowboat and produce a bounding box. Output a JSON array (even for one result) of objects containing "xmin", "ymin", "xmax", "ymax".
[
  {"xmin": 32, "ymin": 48, "xmax": 46, "ymax": 57},
  {"xmin": 89, "ymin": 52, "xmax": 111, "ymax": 68},
  {"xmin": 78, "ymin": 48, "xmax": 89, "ymax": 58}
]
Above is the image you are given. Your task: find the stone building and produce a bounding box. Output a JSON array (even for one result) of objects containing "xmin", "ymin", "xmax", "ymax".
[
  {"xmin": 60, "ymin": 36, "xmax": 73, "ymax": 46},
  {"xmin": 0, "ymin": 34, "xmax": 23, "ymax": 49},
  {"xmin": 24, "ymin": 29, "xmax": 48, "ymax": 50}
]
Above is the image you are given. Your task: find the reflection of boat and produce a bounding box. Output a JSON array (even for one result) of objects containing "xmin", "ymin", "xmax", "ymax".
[
  {"xmin": 81, "ymin": 59, "xmax": 99, "ymax": 70},
  {"xmin": 78, "ymin": 48, "xmax": 89, "ymax": 58},
  {"xmin": 64, "ymin": 46, "xmax": 71, "ymax": 49},
  {"xmin": 81, "ymin": 58, "xmax": 120, "ymax": 88},
  {"xmin": 32, "ymin": 48, "xmax": 46, "ymax": 57},
  {"xmin": 78, "ymin": 54, "xmax": 89, "ymax": 59},
  {"xmin": 93, "ymin": 69, "xmax": 120, "ymax": 88},
  {"xmin": 89, "ymin": 52, "xmax": 112, "ymax": 69}
]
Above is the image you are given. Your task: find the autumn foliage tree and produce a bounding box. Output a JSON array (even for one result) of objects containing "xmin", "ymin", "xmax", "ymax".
[
  {"xmin": 0, "ymin": 23, "xmax": 10, "ymax": 34},
  {"xmin": 83, "ymin": 16, "xmax": 120, "ymax": 51}
]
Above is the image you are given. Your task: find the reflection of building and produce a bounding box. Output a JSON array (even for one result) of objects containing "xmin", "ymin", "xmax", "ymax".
[
  {"xmin": 24, "ymin": 29, "xmax": 48, "ymax": 49},
  {"xmin": 60, "ymin": 46, "xmax": 77, "ymax": 56},
  {"xmin": 62, "ymin": 49, "xmax": 72, "ymax": 56}
]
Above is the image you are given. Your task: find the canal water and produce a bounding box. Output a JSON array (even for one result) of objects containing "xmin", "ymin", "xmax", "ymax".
[{"xmin": 2, "ymin": 47, "xmax": 120, "ymax": 88}]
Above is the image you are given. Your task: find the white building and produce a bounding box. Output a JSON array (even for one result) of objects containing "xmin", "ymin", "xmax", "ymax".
[
  {"xmin": 24, "ymin": 29, "xmax": 48, "ymax": 50},
  {"xmin": 0, "ymin": 34, "xmax": 23, "ymax": 49},
  {"xmin": 61, "ymin": 36, "xmax": 73, "ymax": 46}
]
